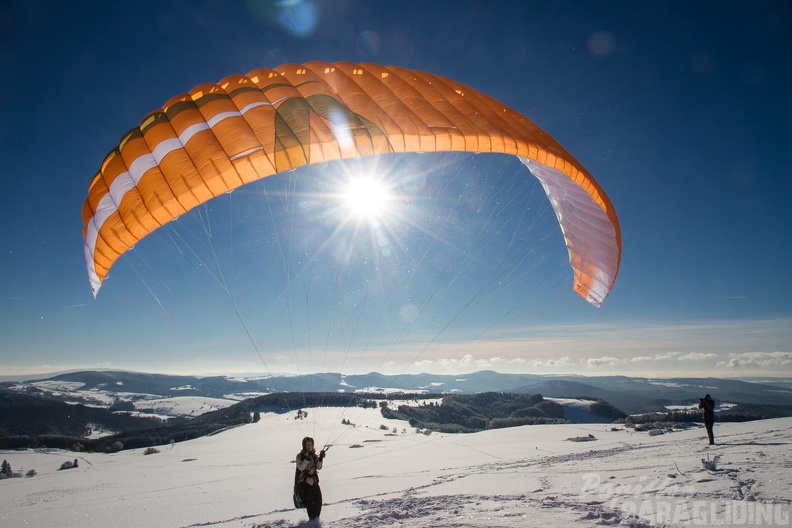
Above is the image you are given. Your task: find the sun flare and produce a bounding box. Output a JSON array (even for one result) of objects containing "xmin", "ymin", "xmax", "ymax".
[{"xmin": 342, "ymin": 178, "xmax": 393, "ymax": 219}]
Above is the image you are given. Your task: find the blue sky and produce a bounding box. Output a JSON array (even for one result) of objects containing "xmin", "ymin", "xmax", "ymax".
[{"xmin": 1, "ymin": 1, "xmax": 790, "ymax": 379}]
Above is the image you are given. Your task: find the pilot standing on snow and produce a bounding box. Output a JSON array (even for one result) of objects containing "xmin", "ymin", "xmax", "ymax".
[
  {"xmin": 699, "ymin": 394, "xmax": 716, "ymax": 445},
  {"xmin": 295, "ymin": 436, "xmax": 326, "ymax": 521}
]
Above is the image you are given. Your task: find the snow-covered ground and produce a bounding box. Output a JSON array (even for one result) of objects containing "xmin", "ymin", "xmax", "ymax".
[
  {"xmin": 2, "ymin": 408, "xmax": 790, "ymax": 528},
  {"xmin": 131, "ymin": 396, "xmax": 237, "ymax": 418}
]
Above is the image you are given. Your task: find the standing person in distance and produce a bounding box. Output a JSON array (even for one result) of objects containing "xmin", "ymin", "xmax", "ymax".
[
  {"xmin": 699, "ymin": 394, "xmax": 716, "ymax": 445},
  {"xmin": 295, "ymin": 437, "xmax": 326, "ymax": 521}
]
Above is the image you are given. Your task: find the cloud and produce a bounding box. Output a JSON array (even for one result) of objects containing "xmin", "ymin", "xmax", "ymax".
[
  {"xmin": 520, "ymin": 350, "xmax": 721, "ymax": 371},
  {"xmin": 578, "ymin": 351, "xmax": 721, "ymax": 370},
  {"xmin": 677, "ymin": 352, "xmax": 718, "ymax": 362},
  {"xmin": 532, "ymin": 356, "xmax": 576, "ymax": 368},
  {"xmin": 630, "ymin": 352, "xmax": 717, "ymax": 363},
  {"xmin": 719, "ymin": 352, "xmax": 792, "ymax": 369},
  {"xmin": 587, "ymin": 356, "xmax": 622, "ymax": 368},
  {"xmin": 629, "ymin": 356, "xmax": 655, "ymax": 363},
  {"xmin": 413, "ymin": 354, "xmax": 528, "ymax": 372}
]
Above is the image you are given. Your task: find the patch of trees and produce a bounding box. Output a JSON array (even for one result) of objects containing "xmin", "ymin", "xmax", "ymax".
[
  {"xmin": 198, "ymin": 392, "xmax": 379, "ymax": 417},
  {"xmin": 586, "ymin": 398, "xmax": 628, "ymax": 421},
  {"xmin": 381, "ymin": 393, "xmax": 569, "ymax": 433},
  {"xmin": 109, "ymin": 399, "xmax": 135, "ymax": 412},
  {"xmin": 0, "ymin": 390, "xmax": 171, "ymax": 438},
  {"xmin": 0, "ymin": 458, "xmax": 36, "ymax": 479},
  {"xmin": 0, "ymin": 420, "xmax": 232, "ymax": 452}
]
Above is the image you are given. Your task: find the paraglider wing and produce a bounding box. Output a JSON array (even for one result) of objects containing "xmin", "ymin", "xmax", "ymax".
[{"xmin": 83, "ymin": 61, "xmax": 621, "ymax": 305}]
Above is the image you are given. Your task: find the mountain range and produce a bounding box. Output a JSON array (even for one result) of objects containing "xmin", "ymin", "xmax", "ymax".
[{"xmin": 4, "ymin": 369, "xmax": 792, "ymax": 414}]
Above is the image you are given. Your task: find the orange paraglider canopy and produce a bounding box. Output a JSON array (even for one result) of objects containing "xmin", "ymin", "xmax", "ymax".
[{"xmin": 83, "ymin": 61, "xmax": 621, "ymax": 306}]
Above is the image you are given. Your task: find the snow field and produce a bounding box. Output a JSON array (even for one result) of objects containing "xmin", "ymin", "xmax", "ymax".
[{"xmin": 2, "ymin": 408, "xmax": 791, "ymax": 527}]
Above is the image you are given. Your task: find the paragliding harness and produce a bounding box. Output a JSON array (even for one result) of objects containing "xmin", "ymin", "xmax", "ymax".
[
  {"xmin": 292, "ymin": 466, "xmax": 306, "ymax": 509},
  {"xmin": 293, "ymin": 444, "xmax": 330, "ymax": 509}
]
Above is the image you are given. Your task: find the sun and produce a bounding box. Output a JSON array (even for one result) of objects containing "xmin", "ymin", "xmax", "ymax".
[{"xmin": 342, "ymin": 178, "xmax": 393, "ymax": 220}]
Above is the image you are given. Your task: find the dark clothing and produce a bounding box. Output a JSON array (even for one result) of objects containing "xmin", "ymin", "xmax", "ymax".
[
  {"xmin": 296, "ymin": 480, "xmax": 323, "ymax": 519},
  {"xmin": 295, "ymin": 450, "xmax": 323, "ymax": 520},
  {"xmin": 703, "ymin": 416, "xmax": 715, "ymax": 445},
  {"xmin": 699, "ymin": 396, "xmax": 716, "ymax": 445}
]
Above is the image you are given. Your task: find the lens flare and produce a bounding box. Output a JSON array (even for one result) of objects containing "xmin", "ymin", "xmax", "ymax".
[{"xmin": 343, "ymin": 178, "xmax": 392, "ymax": 220}]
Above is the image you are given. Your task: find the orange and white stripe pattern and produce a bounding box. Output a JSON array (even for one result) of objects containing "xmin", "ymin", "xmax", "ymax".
[{"xmin": 83, "ymin": 61, "xmax": 621, "ymax": 305}]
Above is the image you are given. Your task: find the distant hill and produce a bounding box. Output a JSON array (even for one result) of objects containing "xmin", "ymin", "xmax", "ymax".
[
  {"xmin": 510, "ymin": 379, "xmax": 628, "ymax": 408},
  {"xmin": 20, "ymin": 370, "xmax": 260, "ymax": 399},
  {"xmin": 381, "ymin": 392, "xmax": 627, "ymax": 433}
]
